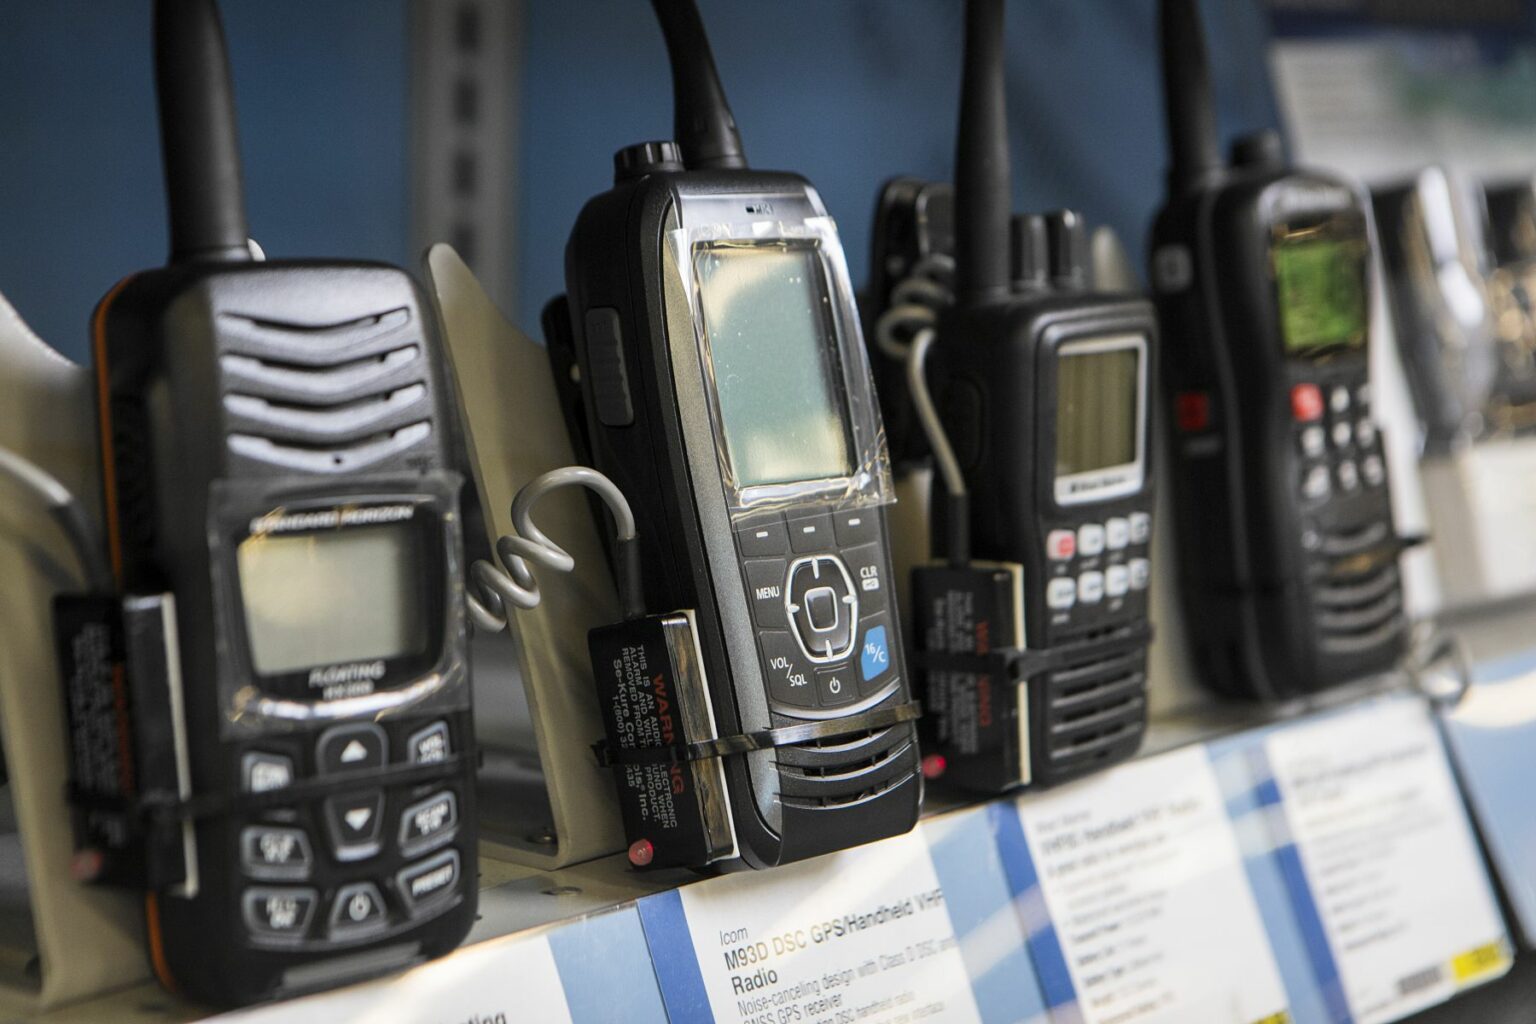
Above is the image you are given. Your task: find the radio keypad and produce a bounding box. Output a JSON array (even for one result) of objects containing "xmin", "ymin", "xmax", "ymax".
[
  {"xmin": 398, "ymin": 792, "xmax": 458, "ymax": 856},
  {"xmin": 1105, "ymin": 564, "xmax": 1130, "ymax": 598},
  {"xmin": 329, "ymin": 882, "xmax": 388, "ymax": 939},
  {"xmin": 1046, "ymin": 529, "xmax": 1076, "ymax": 561},
  {"xmin": 244, "ymin": 888, "xmax": 317, "ymax": 941},
  {"xmin": 743, "ymin": 558, "xmax": 790, "ymax": 628},
  {"xmin": 832, "ymin": 508, "xmax": 880, "ymax": 547},
  {"xmin": 407, "ymin": 721, "xmax": 451, "ymax": 765},
  {"xmin": 325, "ymin": 791, "xmax": 385, "ymax": 862},
  {"xmin": 238, "ymin": 718, "xmax": 468, "ymax": 949},
  {"xmin": 739, "ymin": 517, "xmax": 791, "ymax": 557},
  {"xmin": 841, "ymin": 543, "xmax": 889, "ymax": 615},
  {"xmin": 1041, "ymin": 510, "xmax": 1152, "ymax": 641},
  {"xmin": 815, "ymin": 666, "xmax": 858, "ymax": 708},
  {"xmin": 759, "ymin": 630, "xmax": 817, "ymax": 708},
  {"xmin": 243, "ymin": 752, "xmax": 294, "ymax": 794},
  {"xmin": 857, "ymin": 617, "xmax": 895, "ymax": 696},
  {"xmin": 736, "ymin": 508, "xmax": 902, "ymax": 713},
  {"xmin": 1293, "ymin": 374, "xmax": 1385, "ymax": 507},
  {"xmin": 398, "ymin": 850, "xmax": 461, "ymax": 916},
  {"xmin": 241, "ymin": 826, "xmax": 313, "ymax": 881},
  {"xmin": 786, "ymin": 556, "xmax": 857, "ymax": 661},
  {"xmin": 1300, "ymin": 425, "xmax": 1326, "ymax": 458},
  {"xmin": 787, "ymin": 512, "xmax": 835, "ymax": 553},
  {"xmin": 317, "ymin": 723, "xmax": 387, "ymax": 775}
]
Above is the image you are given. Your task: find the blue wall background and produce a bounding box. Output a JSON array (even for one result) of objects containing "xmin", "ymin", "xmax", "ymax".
[
  {"xmin": 0, "ymin": 0, "xmax": 1279, "ymax": 361},
  {"xmin": 0, "ymin": 0, "xmax": 410, "ymax": 358}
]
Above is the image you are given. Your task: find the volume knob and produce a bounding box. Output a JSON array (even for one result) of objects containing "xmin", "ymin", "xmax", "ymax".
[
  {"xmin": 613, "ymin": 141, "xmax": 684, "ymax": 184},
  {"xmin": 1046, "ymin": 209, "xmax": 1089, "ymax": 291}
]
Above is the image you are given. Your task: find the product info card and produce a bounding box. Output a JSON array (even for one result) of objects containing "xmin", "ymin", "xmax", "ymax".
[
  {"xmin": 1005, "ymin": 745, "xmax": 1290, "ymax": 1024},
  {"xmin": 641, "ymin": 829, "xmax": 983, "ymax": 1024},
  {"xmin": 1265, "ymin": 697, "xmax": 1511, "ymax": 1024}
]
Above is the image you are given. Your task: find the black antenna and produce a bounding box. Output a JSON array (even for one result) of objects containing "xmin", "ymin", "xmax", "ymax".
[
  {"xmin": 154, "ymin": 0, "xmax": 251, "ymax": 264},
  {"xmin": 954, "ymin": 0, "xmax": 1010, "ymax": 307},
  {"xmin": 649, "ymin": 0, "xmax": 747, "ymax": 170},
  {"xmin": 1160, "ymin": 0, "xmax": 1222, "ymax": 191}
]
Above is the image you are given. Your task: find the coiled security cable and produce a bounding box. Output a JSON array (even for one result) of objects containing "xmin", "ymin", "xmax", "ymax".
[
  {"xmin": 874, "ymin": 253, "xmax": 970, "ymax": 565},
  {"xmin": 468, "ymin": 466, "xmax": 645, "ymax": 632}
]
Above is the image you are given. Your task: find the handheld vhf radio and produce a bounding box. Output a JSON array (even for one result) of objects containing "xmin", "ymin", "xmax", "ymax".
[
  {"xmin": 882, "ymin": 0, "xmax": 1154, "ymax": 793},
  {"xmin": 552, "ymin": 0, "xmax": 920, "ymax": 869},
  {"xmin": 1149, "ymin": 0, "xmax": 1407, "ymax": 699},
  {"xmin": 83, "ymin": 0, "xmax": 475, "ymax": 1003}
]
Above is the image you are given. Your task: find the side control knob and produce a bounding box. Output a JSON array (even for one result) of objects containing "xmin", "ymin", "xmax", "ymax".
[
  {"xmin": 1230, "ymin": 131, "xmax": 1284, "ymax": 170},
  {"xmin": 1011, "ymin": 213, "xmax": 1049, "ymax": 293},
  {"xmin": 613, "ymin": 141, "xmax": 684, "ymax": 184},
  {"xmin": 1046, "ymin": 209, "xmax": 1089, "ymax": 291}
]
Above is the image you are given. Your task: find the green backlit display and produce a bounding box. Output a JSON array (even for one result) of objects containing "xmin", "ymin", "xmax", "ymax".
[{"xmin": 1273, "ymin": 235, "xmax": 1368, "ymax": 356}]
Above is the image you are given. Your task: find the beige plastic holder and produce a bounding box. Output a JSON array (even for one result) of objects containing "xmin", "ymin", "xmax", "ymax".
[
  {"xmin": 424, "ymin": 245, "xmax": 626, "ymax": 869},
  {"xmin": 0, "ymin": 290, "xmax": 149, "ymax": 1011}
]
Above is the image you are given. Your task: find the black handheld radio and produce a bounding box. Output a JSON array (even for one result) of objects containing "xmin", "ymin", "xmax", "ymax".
[
  {"xmin": 553, "ymin": 0, "xmax": 920, "ymax": 869},
  {"xmin": 892, "ymin": 0, "xmax": 1154, "ymax": 792},
  {"xmin": 1149, "ymin": 0, "xmax": 1408, "ymax": 699},
  {"xmin": 86, "ymin": 0, "xmax": 475, "ymax": 1003}
]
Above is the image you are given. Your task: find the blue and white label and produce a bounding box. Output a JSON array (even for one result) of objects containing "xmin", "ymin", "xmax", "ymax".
[
  {"xmin": 639, "ymin": 829, "xmax": 981, "ymax": 1023},
  {"xmin": 1264, "ymin": 697, "xmax": 1511, "ymax": 1024},
  {"xmin": 999, "ymin": 745, "xmax": 1290, "ymax": 1024}
]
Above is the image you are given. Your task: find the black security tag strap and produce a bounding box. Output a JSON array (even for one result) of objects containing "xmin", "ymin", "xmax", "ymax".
[
  {"xmin": 593, "ymin": 701, "xmax": 921, "ymax": 768},
  {"xmin": 67, "ymin": 753, "xmax": 468, "ymax": 827}
]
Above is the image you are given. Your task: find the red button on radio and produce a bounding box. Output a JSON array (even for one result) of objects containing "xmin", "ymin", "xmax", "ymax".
[
  {"xmin": 1175, "ymin": 391, "xmax": 1210, "ymax": 432},
  {"xmin": 1046, "ymin": 529, "xmax": 1076, "ymax": 561},
  {"xmin": 1290, "ymin": 383, "xmax": 1323, "ymax": 422}
]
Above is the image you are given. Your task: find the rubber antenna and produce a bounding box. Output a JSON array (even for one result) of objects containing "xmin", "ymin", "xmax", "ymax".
[
  {"xmin": 154, "ymin": 0, "xmax": 251, "ymax": 264},
  {"xmin": 649, "ymin": 0, "xmax": 747, "ymax": 170},
  {"xmin": 1160, "ymin": 0, "xmax": 1223, "ymax": 191},
  {"xmin": 954, "ymin": 0, "xmax": 1011, "ymax": 307}
]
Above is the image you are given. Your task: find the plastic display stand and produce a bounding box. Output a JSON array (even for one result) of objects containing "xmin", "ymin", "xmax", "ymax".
[
  {"xmin": 0, "ymin": 291, "xmax": 149, "ymax": 1008},
  {"xmin": 424, "ymin": 245, "xmax": 626, "ymax": 868},
  {"xmin": 1417, "ymin": 438, "xmax": 1536, "ymax": 610}
]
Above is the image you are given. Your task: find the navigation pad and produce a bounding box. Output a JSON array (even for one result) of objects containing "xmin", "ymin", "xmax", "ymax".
[
  {"xmin": 787, "ymin": 555, "xmax": 856, "ymax": 660},
  {"xmin": 736, "ymin": 507, "xmax": 900, "ymax": 714}
]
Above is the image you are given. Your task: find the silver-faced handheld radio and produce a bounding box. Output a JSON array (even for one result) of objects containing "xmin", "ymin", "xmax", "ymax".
[{"xmin": 549, "ymin": 0, "xmax": 921, "ymax": 870}]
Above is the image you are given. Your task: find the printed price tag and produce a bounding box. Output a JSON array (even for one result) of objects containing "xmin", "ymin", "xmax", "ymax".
[
  {"xmin": 206, "ymin": 931, "xmax": 573, "ymax": 1024},
  {"xmin": 1003, "ymin": 745, "xmax": 1290, "ymax": 1024},
  {"xmin": 641, "ymin": 829, "xmax": 981, "ymax": 1024},
  {"xmin": 1265, "ymin": 697, "xmax": 1511, "ymax": 1024}
]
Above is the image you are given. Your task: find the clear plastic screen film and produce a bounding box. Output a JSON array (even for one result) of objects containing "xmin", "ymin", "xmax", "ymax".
[
  {"xmin": 693, "ymin": 242, "xmax": 854, "ymax": 488},
  {"xmin": 236, "ymin": 523, "xmax": 426, "ymax": 676},
  {"xmin": 1273, "ymin": 225, "xmax": 1368, "ymax": 356},
  {"xmin": 1056, "ymin": 342, "xmax": 1141, "ymax": 477}
]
